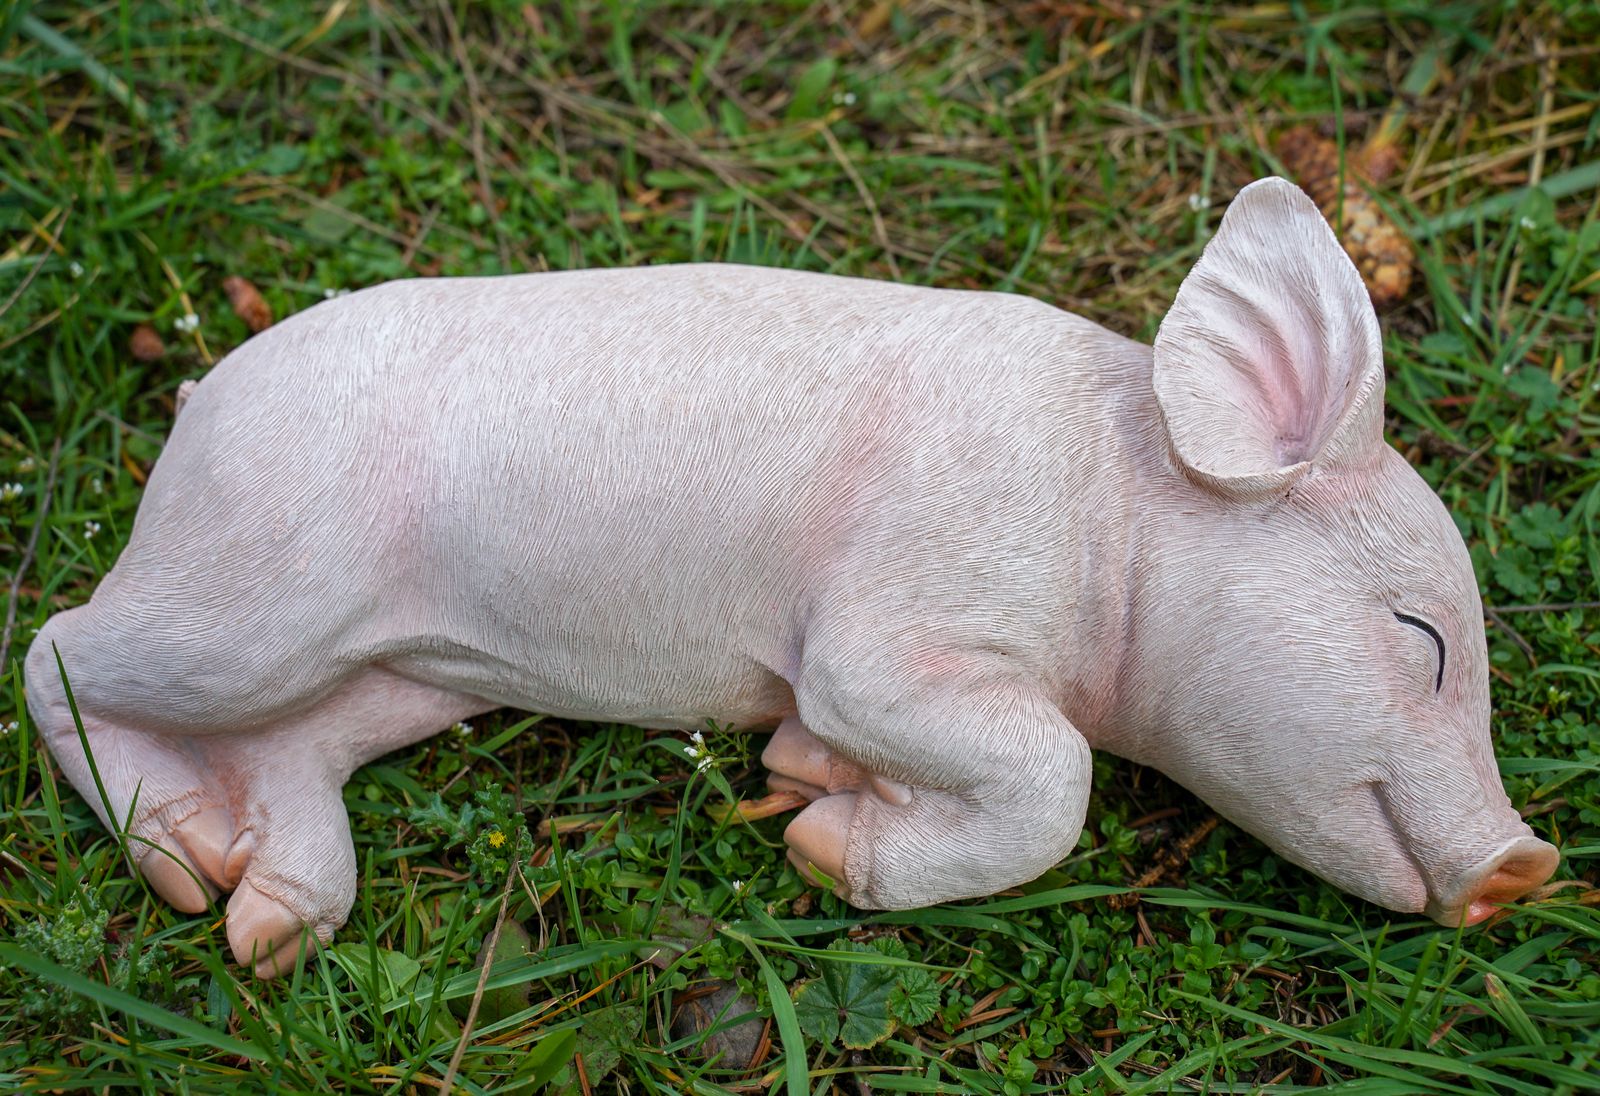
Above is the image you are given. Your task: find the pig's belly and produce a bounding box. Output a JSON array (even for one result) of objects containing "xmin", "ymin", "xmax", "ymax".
[
  {"xmin": 377, "ymin": 496, "xmax": 806, "ymax": 731},
  {"xmin": 348, "ymin": 497, "xmax": 806, "ymax": 725},
  {"xmin": 383, "ymin": 629, "xmax": 797, "ymax": 733}
]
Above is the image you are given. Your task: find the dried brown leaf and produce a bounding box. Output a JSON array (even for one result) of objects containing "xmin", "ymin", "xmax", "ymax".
[{"xmin": 858, "ymin": 1, "xmax": 895, "ymax": 38}]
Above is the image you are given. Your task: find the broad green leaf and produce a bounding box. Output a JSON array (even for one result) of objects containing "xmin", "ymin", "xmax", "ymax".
[
  {"xmin": 555, "ymin": 1003, "xmax": 643, "ymax": 1094},
  {"xmin": 792, "ymin": 941, "xmax": 897, "ymax": 1050},
  {"xmin": 511, "ymin": 1028, "xmax": 579, "ymax": 1093},
  {"xmin": 887, "ymin": 968, "xmax": 941, "ymax": 1027},
  {"xmin": 449, "ymin": 919, "xmax": 534, "ymax": 1024},
  {"xmin": 302, "ymin": 202, "xmax": 356, "ymax": 242}
]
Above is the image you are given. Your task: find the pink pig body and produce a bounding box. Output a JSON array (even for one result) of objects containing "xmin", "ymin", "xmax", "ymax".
[{"xmin": 26, "ymin": 180, "xmax": 1558, "ymax": 976}]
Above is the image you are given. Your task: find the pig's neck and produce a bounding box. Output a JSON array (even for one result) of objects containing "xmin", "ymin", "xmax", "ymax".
[{"xmin": 1072, "ymin": 420, "xmax": 1194, "ymax": 765}]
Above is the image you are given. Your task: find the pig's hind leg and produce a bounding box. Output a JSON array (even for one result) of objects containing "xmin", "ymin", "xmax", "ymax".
[
  {"xmin": 25, "ymin": 604, "xmax": 250, "ymax": 914},
  {"xmin": 27, "ymin": 603, "xmax": 491, "ymax": 977},
  {"xmin": 771, "ymin": 642, "xmax": 1092, "ymax": 909},
  {"xmin": 201, "ymin": 669, "xmax": 492, "ymax": 977}
]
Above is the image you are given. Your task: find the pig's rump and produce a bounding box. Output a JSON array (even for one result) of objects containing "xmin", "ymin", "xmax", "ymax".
[{"xmin": 67, "ymin": 265, "xmax": 1124, "ymax": 732}]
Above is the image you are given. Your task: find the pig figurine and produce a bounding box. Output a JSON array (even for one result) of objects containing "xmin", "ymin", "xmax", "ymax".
[{"xmin": 25, "ymin": 178, "xmax": 1558, "ymax": 977}]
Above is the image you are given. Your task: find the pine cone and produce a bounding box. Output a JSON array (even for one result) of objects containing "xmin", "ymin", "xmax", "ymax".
[
  {"xmin": 1275, "ymin": 126, "xmax": 1414, "ymax": 310},
  {"xmin": 222, "ymin": 275, "xmax": 273, "ymax": 333},
  {"xmin": 129, "ymin": 323, "xmax": 166, "ymax": 361}
]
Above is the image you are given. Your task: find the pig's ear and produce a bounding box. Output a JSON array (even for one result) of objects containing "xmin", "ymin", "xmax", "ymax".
[{"xmin": 1151, "ymin": 176, "xmax": 1385, "ymax": 499}]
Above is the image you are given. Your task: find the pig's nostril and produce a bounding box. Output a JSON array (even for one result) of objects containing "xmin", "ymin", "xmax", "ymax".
[{"xmin": 1458, "ymin": 843, "xmax": 1559, "ymax": 925}]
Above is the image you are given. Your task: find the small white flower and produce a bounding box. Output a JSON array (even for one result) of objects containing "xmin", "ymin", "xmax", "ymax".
[
  {"xmin": 1519, "ymin": 216, "xmax": 1537, "ymax": 231},
  {"xmin": 0, "ymin": 482, "xmax": 22, "ymax": 501},
  {"xmin": 2, "ymin": 721, "xmax": 17, "ymax": 735},
  {"xmin": 832, "ymin": 90, "xmax": 857, "ymax": 106},
  {"xmin": 84, "ymin": 520, "xmax": 101, "ymax": 538},
  {"xmin": 69, "ymin": 261, "xmax": 84, "ymax": 278},
  {"xmin": 323, "ymin": 287, "xmax": 350, "ymax": 300},
  {"xmin": 454, "ymin": 721, "xmax": 473, "ymax": 736},
  {"xmin": 174, "ymin": 312, "xmax": 200, "ymax": 333},
  {"xmin": 17, "ymin": 457, "xmax": 35, "ymax": 473},
  {"xmin": 731, "ymin": 879, "xmax": 745, "ymax": 894},
  {"xmin": 686, "ymin": 729, "xmax": 718, "ymax": 770},
  {"xmin": 90, "ymin": 477, "xmax": 104, "ymax": 495},
  {"xmin": 1187, "ymin": 192, "xmax": 1209, "ymax": 212}
]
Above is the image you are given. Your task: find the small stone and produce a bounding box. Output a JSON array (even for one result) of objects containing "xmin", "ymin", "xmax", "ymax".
[{"xmin": 671, "ymin": 981, "xmax": 765, "ymax": 1069}]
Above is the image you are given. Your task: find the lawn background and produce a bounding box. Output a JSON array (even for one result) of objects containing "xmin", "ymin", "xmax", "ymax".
[{"xmin": 2, "ymin": 1, "xmax": 1598, "ymax": 1092}]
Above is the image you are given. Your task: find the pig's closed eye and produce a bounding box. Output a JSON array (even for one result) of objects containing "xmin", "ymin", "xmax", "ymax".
[{"xmin": 1394, "ymin": 612, "xmax": 1445, "ymax": 693}]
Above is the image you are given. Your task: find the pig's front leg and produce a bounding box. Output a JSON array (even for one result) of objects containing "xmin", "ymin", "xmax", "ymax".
[{"xmin": 767, "ymin": 643, "xmax": 1092, "ymax": 908}]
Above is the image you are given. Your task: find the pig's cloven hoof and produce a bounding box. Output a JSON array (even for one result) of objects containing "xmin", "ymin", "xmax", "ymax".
[
  {"xmin": 136, "ymin": 805, "xmax": 238, "ymax": 912},
  {"xmin": 764, "ymin": 718, "xmax": 919, "ymax": 903},
  {"xmin": 763, "ymin": 716, "xmax": 867, "ymax": 802},
  {"xmin": 784, "ymin": 793, "xmax": 857, "ymax": 896},
  {"xmin": 227, "ymin": 879, "xmax": 333, "ymax": 978},
  {"xmin": 129, "ymin": 791, "xmax": 336, "ymax": 978},
  {"xmin": 139, "ymin": 839, "xmax": 217, "ymax": 913},
  {"xmin": 30, "ymin": 607, "xmax": 487, "ymax": 978}
]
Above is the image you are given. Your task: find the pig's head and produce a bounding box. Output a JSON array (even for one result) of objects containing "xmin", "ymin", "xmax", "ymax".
[{"xmin": 1113, "ymin": 176, "xmax": 1558, "ymax": 925}]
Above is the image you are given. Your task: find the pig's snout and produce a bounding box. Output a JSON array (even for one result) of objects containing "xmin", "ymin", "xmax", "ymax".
[
  {"xmin": 1424, "ymin": 834, "xmax": 1559, "ymax": 927},
  {"xmin": 1370, "ymin": 776, "xmax": 1558, "ymax": 926}
]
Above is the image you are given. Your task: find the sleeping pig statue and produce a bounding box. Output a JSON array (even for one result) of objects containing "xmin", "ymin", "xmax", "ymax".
[{"xmin": 25, "ymin": 177, "xmax": 1559, "ymax": 976}]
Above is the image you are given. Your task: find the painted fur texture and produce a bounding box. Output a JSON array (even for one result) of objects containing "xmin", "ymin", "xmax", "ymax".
[{"xmin": 25, "ymin": 178, "xmax": 1558, "ymax": 976}]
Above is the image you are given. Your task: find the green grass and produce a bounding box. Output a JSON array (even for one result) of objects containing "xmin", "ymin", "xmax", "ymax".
[{"xmin": 3, "ymin": 1, "xmax": 1599, "ymax": 1092}]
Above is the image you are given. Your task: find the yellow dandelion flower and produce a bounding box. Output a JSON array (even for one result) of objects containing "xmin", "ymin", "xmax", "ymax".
[{"xmin": 487, "ymin": 830, "xmax": 505, "ymax": 848}]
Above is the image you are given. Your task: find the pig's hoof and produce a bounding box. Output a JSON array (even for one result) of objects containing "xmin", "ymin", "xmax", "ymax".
[
  {"xmin": 137, "ymin": 805, "xmax": 238, "ymax": 913},
  {"xmin": 762, "ymin": 717, "xmax": 867, "ymax": 801},
  {"xmin": 766, "ymin": 719, "xmax": 923, "ymax": 902},
  {"xmin": 785, "ymin": 793, "xmax": 858, "ymax": 898},
  {"xmin": 139, "ymin": 838, "xmax": 217, "ymax": 913},
  {"xmin": 227, "ymin": 880, "xmax": 333, "ymax": 978}
]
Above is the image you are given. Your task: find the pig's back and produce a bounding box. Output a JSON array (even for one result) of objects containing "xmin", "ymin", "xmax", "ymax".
[{"xmin": 116, "ymin": 265, "xmax": 1139, "ymax": 727}]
